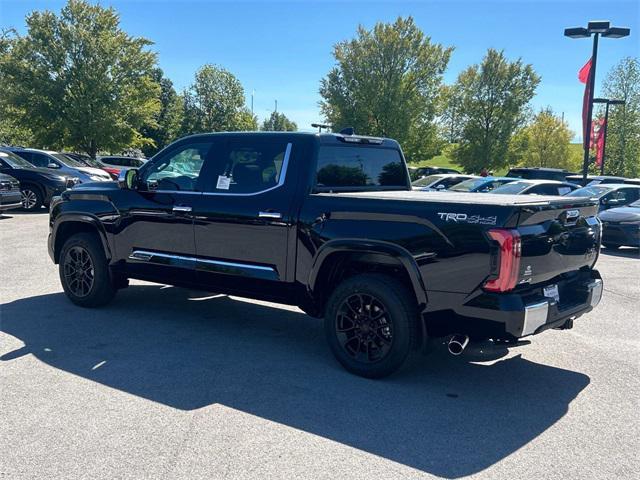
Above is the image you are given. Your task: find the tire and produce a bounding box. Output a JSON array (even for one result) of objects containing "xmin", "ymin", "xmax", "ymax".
[
  {"xmin": 21, "ymin": 184, "xmax": 43, "ymax": 211},
  {"xmin": 59, "ymin": 232, "xmax": 116, "ymax": 307},
  {"xmin": 324, "ymin": 273, "xmax": 417, "ymax": 378},
  {"xmin": 603, "ymin": 243, "xmax": 621, "ymax": 250}
]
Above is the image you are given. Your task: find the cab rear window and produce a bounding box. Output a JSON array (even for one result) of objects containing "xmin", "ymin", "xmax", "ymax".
[{"xmin": 315, "ymin": 146, "xmax": 408, "ymax": 190}]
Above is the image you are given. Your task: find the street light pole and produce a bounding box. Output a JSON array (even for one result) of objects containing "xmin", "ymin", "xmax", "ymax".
[
  {"xmin": 593, "ymin": 98, "xmax": 626, "ymax": 175},
  {"xmin": 600, "ymin": 99, "xmax": 609, "ymax": 175},
  {"xmin": 583, "ymin": 33, "xmax": 599, "ymax": 183},
  {"xmin": 564, "ymin": 21, "xmax": 630, "ymax": 183}
]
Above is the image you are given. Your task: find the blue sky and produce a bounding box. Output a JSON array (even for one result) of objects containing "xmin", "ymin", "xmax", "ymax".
[{"xmin": 1, "ymin": 0, "xmax": 638, "ymax": 139}]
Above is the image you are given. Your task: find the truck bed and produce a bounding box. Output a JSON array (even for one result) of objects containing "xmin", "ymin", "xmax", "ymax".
[{"xmin": 316, "ymin": 190, "xmax": 595, "ymax": 207}]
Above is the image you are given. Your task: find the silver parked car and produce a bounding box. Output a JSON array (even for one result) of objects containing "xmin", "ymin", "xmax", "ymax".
[{"xmin": 13, "ymin": 148, "xmax": 112, "ymax": 183}]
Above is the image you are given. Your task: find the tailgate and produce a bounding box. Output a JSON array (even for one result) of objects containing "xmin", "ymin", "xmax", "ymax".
[{"xmin": 515, "ymin": 197, "xmax": 600, "ymax": 286}]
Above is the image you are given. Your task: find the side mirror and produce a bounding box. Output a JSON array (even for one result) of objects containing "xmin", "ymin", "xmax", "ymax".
[
  {"xmin": 47, "ymin": 162, "xmax": 60, "ymax": 169},
  {"xmin": 118, "ymin": 168, "xmax": 138, "ymax": 190}
]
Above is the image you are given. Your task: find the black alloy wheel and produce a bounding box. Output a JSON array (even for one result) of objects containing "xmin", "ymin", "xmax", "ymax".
[
  {"xmin": 59, "ymin": 233, "xmax": 116, "ymax": 307},
  {"xmin": 324, "ymin": 274, "xmax": 417, "ymax": 378},
  {"xmin": 335, "ymin": 293, "xmax": 393, "ymax": 363},
  {"xmin": 63, "ymin": 246, "xmax": 95, "ymax": 297}
]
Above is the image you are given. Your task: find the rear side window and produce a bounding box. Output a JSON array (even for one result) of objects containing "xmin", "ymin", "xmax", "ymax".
[
  {"xmin": 315, "ymin": 146, "xmax": 407, "ymax": 190},
  {"xmin": 200, "ymin": 139, "xmax": 291, "ymax": 194}
]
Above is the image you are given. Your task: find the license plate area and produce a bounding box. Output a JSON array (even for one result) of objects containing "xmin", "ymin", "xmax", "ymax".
[{"xmin": 543, "ymin": 284, "xmax": 560, "ymax": 302}]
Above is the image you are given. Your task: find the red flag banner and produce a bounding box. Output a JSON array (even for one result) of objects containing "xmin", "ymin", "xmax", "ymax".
[
  {"xmin": 579, "ymin": 58, "xmax": 593, "ymax": 149},
  {"xmin": 595, "ymin": 118, "xmax": 606, "ymax": 167},
  {"xmin": 578, "ymin": 58, "xmax": 592, "ymax": 84}
]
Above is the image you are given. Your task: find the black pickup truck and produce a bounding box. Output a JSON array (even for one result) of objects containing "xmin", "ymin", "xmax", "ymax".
[{"xmin": 48, "ymin": 132, "xmax": 604, "ymax": 378}]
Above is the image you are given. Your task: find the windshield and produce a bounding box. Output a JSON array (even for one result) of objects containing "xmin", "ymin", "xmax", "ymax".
[
  {"xmin": 0, "ymin": 151, "xmax": 35, "ymax": 168},
  {"xmin": 450, "ymin": 178, "xmax": 490, "ymax": 192},
  {"xmin": 567, "ymin": 185, "xmax": 613, "ymax": 198},
  {"xmin": 492, "ymin": 182, "xmax": 531, "ymax": 195},
  {"xmin": 80, "ymin": 157, "xmax": 103, "ymax": 168},
  {"xmin": 52, "ymin": 153, "xmax": 85, "ymax": 168},
  {"xmin": 412, "ymin": 175, "xmax": 442, "ymax": 187}
]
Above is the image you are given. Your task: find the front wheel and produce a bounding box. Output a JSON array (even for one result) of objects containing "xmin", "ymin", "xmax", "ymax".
[
  {"xmin": 21, "ymin": 185, "xmax": 43, "ymax": 211},
  {"xmin": 324, "ymin": 274, "xmax": 417, "ymax": 378},
  {"xmin": 59, "ymin": 233, "xmax": 116, "ymax": 307}
]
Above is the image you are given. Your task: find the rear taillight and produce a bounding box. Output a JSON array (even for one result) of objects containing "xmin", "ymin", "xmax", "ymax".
[{"xmin": 484, "ymin": 229, "xmax": 521, "ymax": 292}]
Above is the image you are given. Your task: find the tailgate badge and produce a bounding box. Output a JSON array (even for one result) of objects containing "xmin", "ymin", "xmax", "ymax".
[{"xmin": 524, "ymin": 265, "xmax": 532, "ymax": 276}]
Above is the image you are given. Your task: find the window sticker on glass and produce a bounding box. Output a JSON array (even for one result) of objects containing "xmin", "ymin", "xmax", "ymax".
[{"xmin": 216, "ymin": 175, "xmax": 231, "ymax": 190}]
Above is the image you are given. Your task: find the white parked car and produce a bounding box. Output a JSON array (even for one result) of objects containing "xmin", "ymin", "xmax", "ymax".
[
  {"xmin": 411, "ymin": 174, "xmax": 478, "ymax": 192},
  {"xmin": 492, "ymin": 179, "xmax": 579, "ymax": 196}
]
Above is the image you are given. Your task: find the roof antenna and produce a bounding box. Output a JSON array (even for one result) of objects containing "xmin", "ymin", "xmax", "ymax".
[{"xmin": 339, "ymin": 127, "xmax": 355, "ymax": 135}]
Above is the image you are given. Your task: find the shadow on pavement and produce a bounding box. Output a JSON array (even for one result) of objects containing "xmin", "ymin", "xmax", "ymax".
[{"xmin": 1, "ymin": 285, "xmax": 590, "ymax": 478}]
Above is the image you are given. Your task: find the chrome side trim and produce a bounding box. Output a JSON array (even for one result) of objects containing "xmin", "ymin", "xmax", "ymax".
[
  {"xmin": 522, "ymin": 301, "xmax": 549, "ymax": 337},
  {"xmin": 197, "ymin": 256, "xmax": 275, "ymax": 272},
  {"xmin": 128, "ymin": 250, "xmax": 278, "ymax": 279},
  {"xmin": 172, "ymin": 205, "xmax": 192, "ymax": 213},
  {"xmin": 146, "ymin": 142, "xmax": 293, "ymax": 197},
  {"xmin": 258, "ymin": 211, "xmax": 282, "ymax": 219},
  {"xmin": 588, "ymin": 279, "xmax": 603, "ymax": 308}
]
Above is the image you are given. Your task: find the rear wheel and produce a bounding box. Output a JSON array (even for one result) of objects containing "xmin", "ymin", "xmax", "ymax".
[
  {"xmin": 59, "ymin": 233, "xmax": 116, "ymax": 307},
  {"xmin": 21, "ymin": 185, "xmax": 43, "ymax": 211},
  {"xmin": 324, "ymin": 274, "xmax": 417, "ymax": 378}
]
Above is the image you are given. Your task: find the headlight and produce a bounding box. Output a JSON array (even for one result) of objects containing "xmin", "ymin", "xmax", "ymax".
[{"xmin": 66, "ymin": 177, "xmax": 80, "ymax": 188}]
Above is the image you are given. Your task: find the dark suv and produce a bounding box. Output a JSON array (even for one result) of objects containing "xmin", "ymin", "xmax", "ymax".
[
  {"xmin": 0, "ymin": 148, "xmax": 76, "ymax": 211},
  {"xmin": 507, "ymin": 167, "xmax": 573, "ymax": 182}
]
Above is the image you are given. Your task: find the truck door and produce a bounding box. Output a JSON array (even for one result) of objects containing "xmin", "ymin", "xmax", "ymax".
[
  {"xmin": 116, "ymin": 139, "xmax": 215, "ymax": 283},
  {"xmin": 190, "ymin": 135, "xmax": 300, "ymax": 297}
]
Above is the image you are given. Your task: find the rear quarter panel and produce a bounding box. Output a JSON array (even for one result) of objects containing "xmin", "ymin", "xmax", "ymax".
[{"xmin": 296, "ymin": 193, "xmax": 519, "ymax": 295}]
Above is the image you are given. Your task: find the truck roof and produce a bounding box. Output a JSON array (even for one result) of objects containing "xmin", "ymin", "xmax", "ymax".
[{"xmin": 178, "ymin": 131, "xmax": 401, "ymax": 149}]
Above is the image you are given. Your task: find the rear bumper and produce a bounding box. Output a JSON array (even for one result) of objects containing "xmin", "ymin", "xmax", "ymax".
[
  {"xmin": 518, "ymin": 276, "xmax": 602, "ymax": 337},
  {"xmin": 426, "ymin": 269, "xmax": 603, "ymax": 340}
]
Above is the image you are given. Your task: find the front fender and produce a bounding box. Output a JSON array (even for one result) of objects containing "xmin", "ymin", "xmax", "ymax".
[
  {"xmin": 308, "ymin": 238, "xmax": 428, "ymax": 311},
  {"xmin": 49, "ymin": 212, "xmax": 114, "ymax": 264}
]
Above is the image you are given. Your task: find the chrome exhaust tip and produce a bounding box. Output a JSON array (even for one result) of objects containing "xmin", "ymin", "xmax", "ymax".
[{"xmin": 448, "ymin": 334, "xmax": 470, "ymax": 356}]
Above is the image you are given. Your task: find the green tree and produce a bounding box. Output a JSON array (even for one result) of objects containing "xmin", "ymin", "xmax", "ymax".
[
  {"xmin": 440, "ymin": 84, "xmax": 464, "ymax": 143},
  {"xmin": 319, "ymin": 17, "xmax": 453, "ymax": 162},
  {"xmin": 261, "ymin": 111, "xmax": 297, "ymax": 131},
  {"xmin": 508, "ymin": 108, "xmax": 575, "ymax": 170},
  {"xmin": 453, "ymin": 49, "xmax": 540, "ymax": 173},
  {"xmin": 0, "ymin": 0, "xmax": 160, "ymax": 158},
  {"xmin": 0, "ymin": 29, "xmax": 33, "ymax": 145},
  {"xmin": 601, "ymin": 57, "xmax": 640, "ymax": 177},
  {"xmin": 181, "ymin": 64, "xmax": 254, "ymax": 134},
  {"xmin": 140, "ymin": 68, "xmax": 184, "ymax": 157}
]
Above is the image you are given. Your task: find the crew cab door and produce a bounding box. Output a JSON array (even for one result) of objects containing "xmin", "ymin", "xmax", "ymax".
[
  {"xmin": 189, "ymin": 135, "xmax": 299, "ymax": 297},
  {"xmin": 115, "ymin": 139, "xmax": 214, "ymax": 283}
]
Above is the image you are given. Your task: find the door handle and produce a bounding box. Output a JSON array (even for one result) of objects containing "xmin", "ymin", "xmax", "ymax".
[
  {"xmin": 173, "ymin": 205, "xmax": 192, "ymax": 213},
  {"xmin": 258, "ymin": 211, "xmax": 282, "ymax": 219}
]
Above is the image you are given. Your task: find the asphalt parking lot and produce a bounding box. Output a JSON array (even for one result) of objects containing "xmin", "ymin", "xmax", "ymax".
[{"xmin": 1, "ymin": 211, "xmax": 639, "ymax": 480}]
